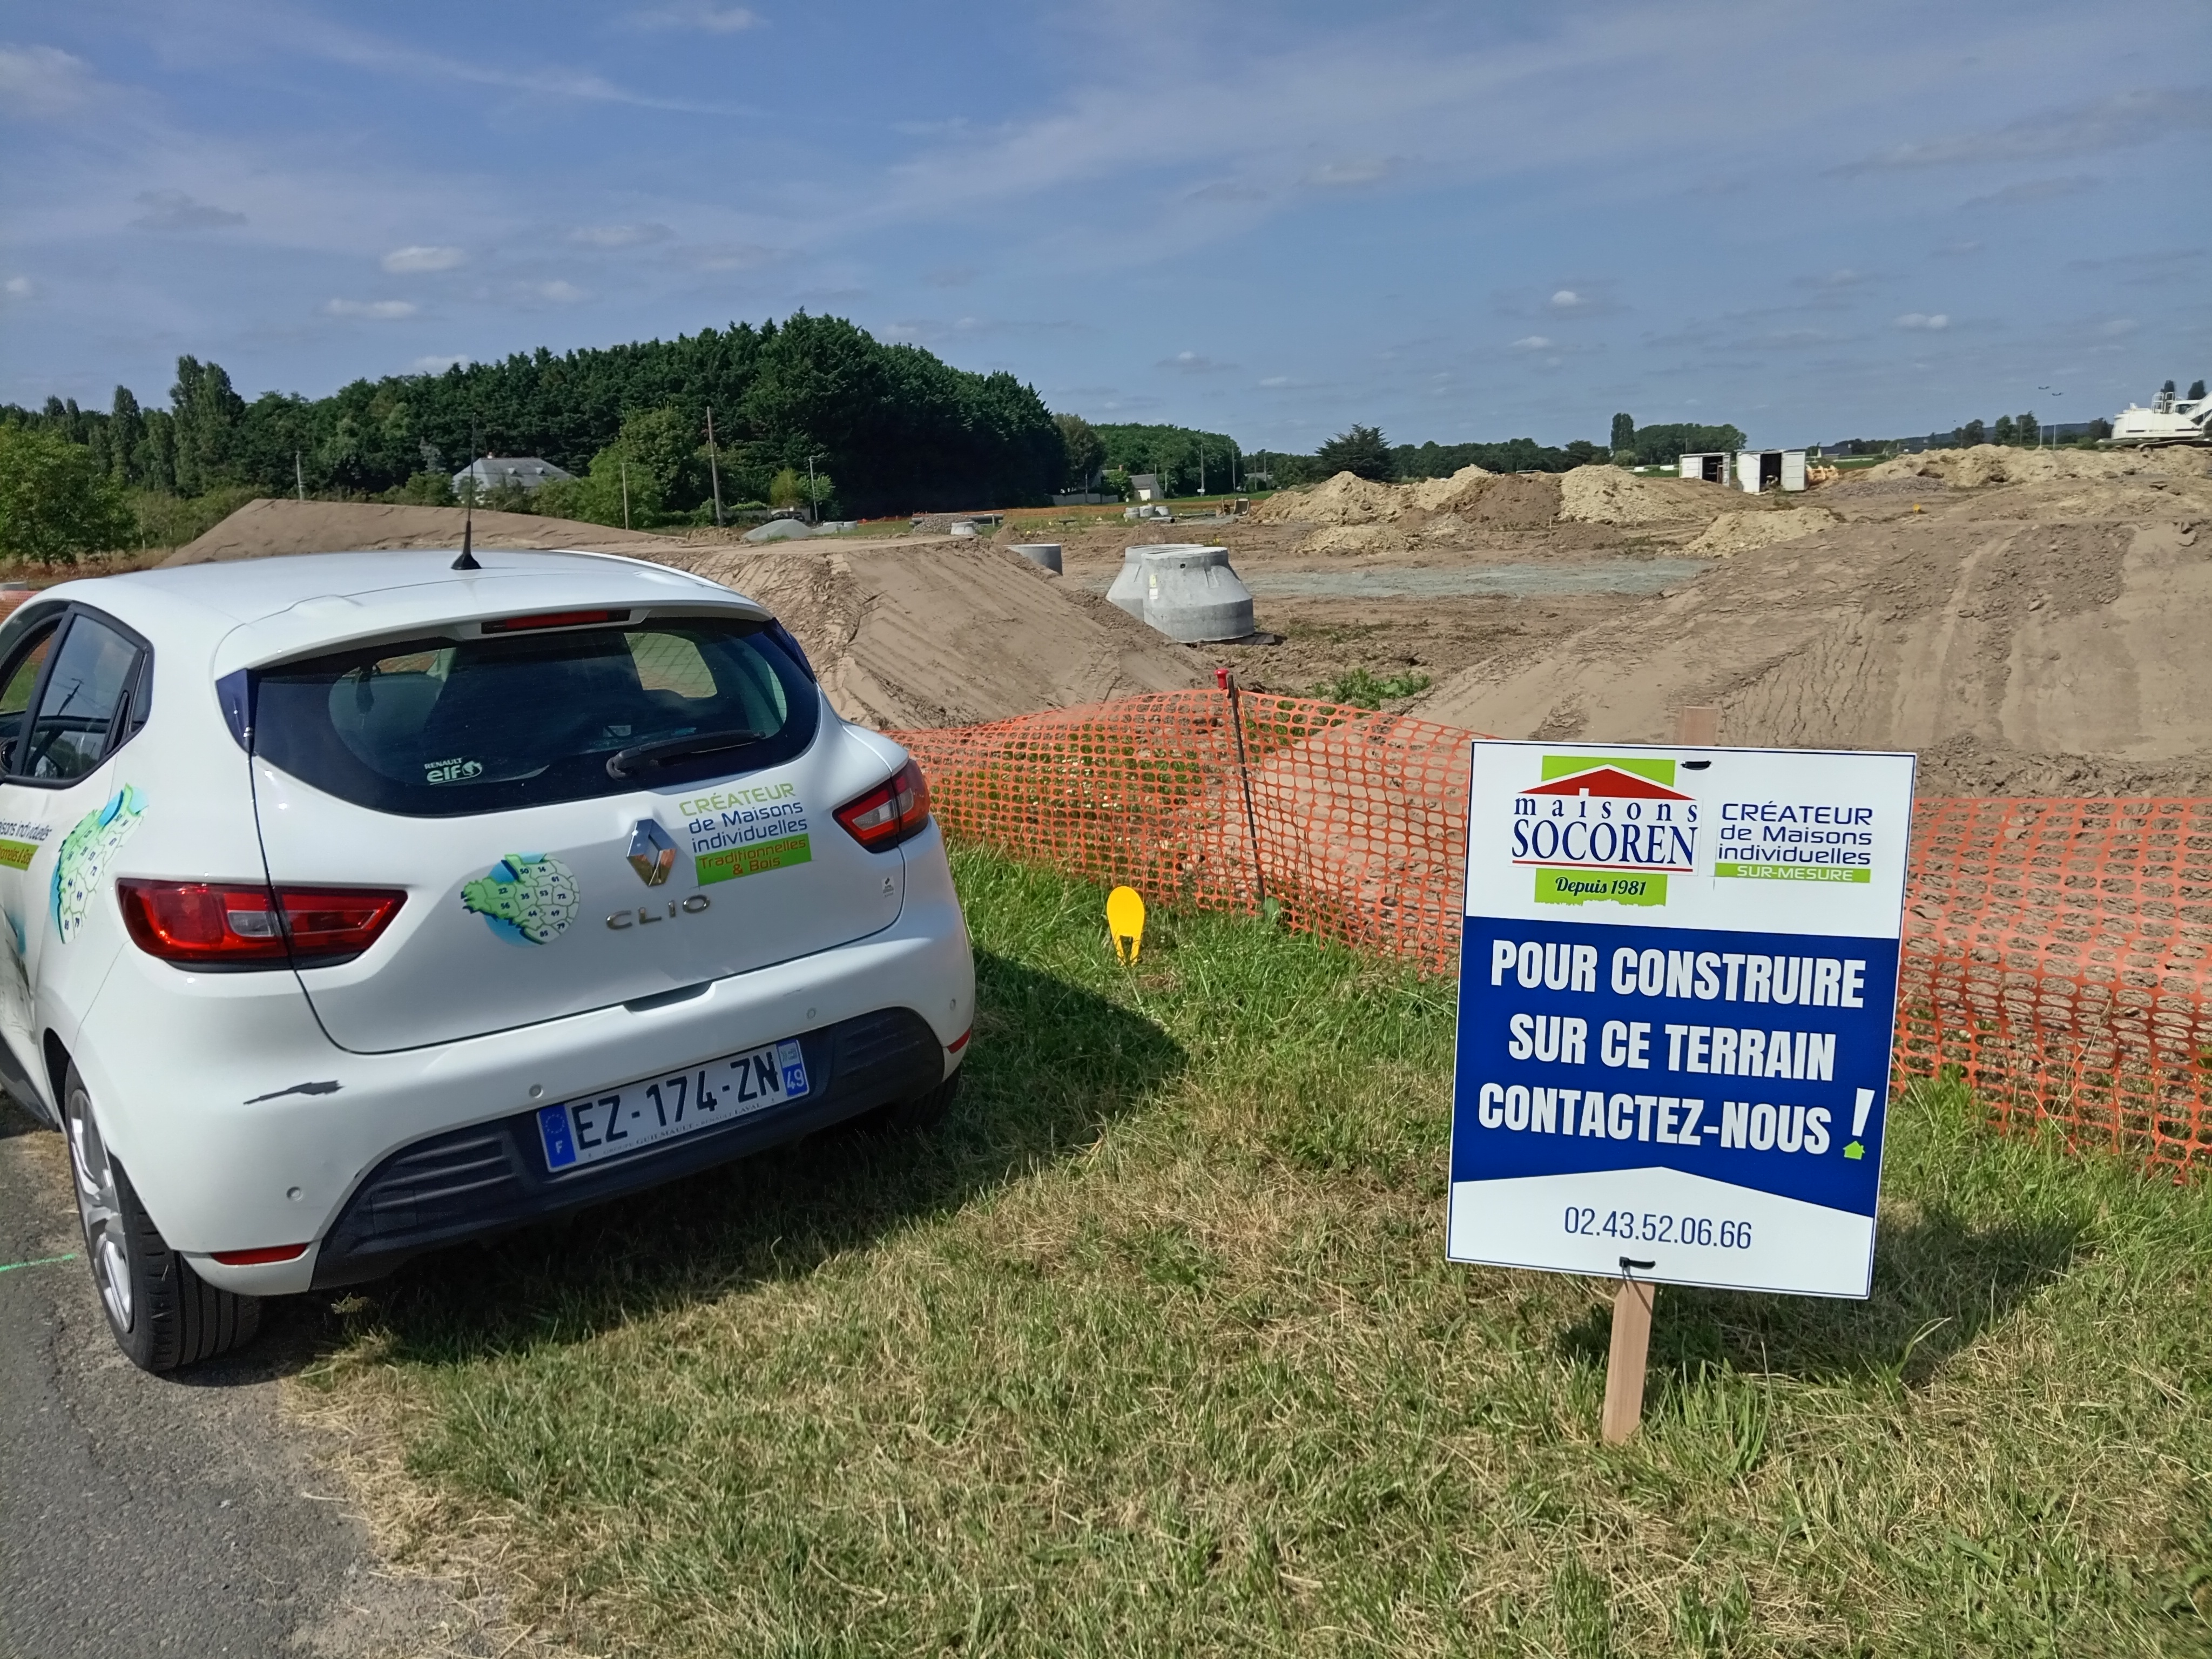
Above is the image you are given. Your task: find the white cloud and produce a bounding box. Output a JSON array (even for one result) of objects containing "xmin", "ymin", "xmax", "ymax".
[
  {"xmin": 569, "ymin": 222, "xmax": 673, "ymax": 247},
  {"xmin": 132, "ymin": 188, "xmax": 246, "ymax": 230},
  {"xmin": 0, "ymin": 44, "xmax": 97, "ymax": 119},
  {"xmin": 325, "ymin": 298, "xmax": 417, "ymax": 319},
  {"xmin": 382, "ymin": 244, "xmax": 465, "ymax": 273},
  {"xmin": 2, "ymin": 277, "xmax": 31, "ymax": 299},
  {"xmin": 1548, "ymin": 289, "xmax": 1585, "ymax": 311},
  {"xmin": 413, "ymin": 354, "xmax": 470, "ymax": 372},
  {"xmin": 1893, "ymin": 312, "xmax": 1950, "ymax": 330},
  {"xmin": 1512, "ymin": 334, "xmax": 1553, "ymax": 349},
  {"xmin": 1305, "ymin": 156, "xmax": 1398, "ymax": 187},
  {"xmin": 1258, "ymin": 375, "xmax": 1292, "ymax": 387},
  {"xmin": 628, "ymin": 3, "xmax": 763, "ymax": 32},
  {"xmin": 1161, "ymin": 350, "xmax": 1235, "ymax": 374},
  {"xmin": 2098, "ymin": 317, "xmax": 2139, "ymax": 337},
  {"xmin": 536, "ymin": 280, "xmax": 586, "ymax": 302}
]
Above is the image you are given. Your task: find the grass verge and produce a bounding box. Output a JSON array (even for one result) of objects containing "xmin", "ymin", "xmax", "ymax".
[{"xmin": 300, "ymin": 847, "xmax": 2212, "ymax": 1657}]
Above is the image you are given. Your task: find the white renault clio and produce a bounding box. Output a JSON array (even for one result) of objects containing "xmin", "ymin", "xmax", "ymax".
[{"xmin": 0, "ymin": 548, "xmax": 973, "ymax": 1371}]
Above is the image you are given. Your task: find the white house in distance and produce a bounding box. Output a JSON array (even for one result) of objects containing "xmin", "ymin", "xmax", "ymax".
[{"xmin": 451, "ymin": 456, "xmax": 574, "ymax": 495}]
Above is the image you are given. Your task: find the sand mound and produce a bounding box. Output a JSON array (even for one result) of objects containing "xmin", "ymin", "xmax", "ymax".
[
  {"xmin": 1865, "ymin": 444, "xmax": 2212, "ymax": 489},
  {"xmin": 1405, "ymin": 464, "xmax": 1494, "ymax": 512},
  {"xmin": 165, "ymin": 498, "xmax": 1204, "ymax": 730},
  {"xmin": 1265, "ymin": 462, "xmax": 1557, "ymax": 533},
  {"xmin": 1414, "ymin": 493, "xmax": 2212, "ymax": 794},
  {"xmin": 685, "ymin": 542, "xmax": 1205, "ymax": 730},
  {"xmin": 1555, "ymin": 466, "xmax": 1730, "ymax": 525},
  {"xmin": 1251, "ymin": 471, "xmax": 1405, "ymax": 527},
  {"xmin": 1295, "ymin": 523, "xmax": 1411, "ymax": 558},
  {"xmin": 1684, "ymin": 507, "xmax": 1839, "ymax": 557}
]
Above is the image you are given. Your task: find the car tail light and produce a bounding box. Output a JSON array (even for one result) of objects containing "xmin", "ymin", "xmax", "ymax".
[
  {"xmin": 118, "ymin": 880, "xmax": 406, "ymax": 968},
  {"xmin": 834, "ymin": 759, "xmax": 932, "ymax": 852},
  {"xmin": 211, "ymin": 1243, "xmax": 308, "ymax": 1266}
]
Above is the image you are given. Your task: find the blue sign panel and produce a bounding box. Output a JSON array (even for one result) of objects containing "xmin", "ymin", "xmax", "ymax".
[{"xmin": 1448, "ymin": 741, "xmax": 1916, "ymax": 1298}]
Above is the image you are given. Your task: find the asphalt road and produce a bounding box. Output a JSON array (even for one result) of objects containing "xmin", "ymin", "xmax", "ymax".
[{"xmin": 0, "ymin": 1101, "xmax": 483, "ymax": 1658}]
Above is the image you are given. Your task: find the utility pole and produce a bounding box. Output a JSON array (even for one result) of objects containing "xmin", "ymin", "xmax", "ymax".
[
  {"xmin": 705, "ymin": 407, "xmax": 725, "ymax": 528},
  {"xmin": 1199, "ymin": 444, "xmax": 1206, "ymax": 496},
  {"xmin": 807, "ymin": 452, "xmax": 822, "ymax": 524},
  {"xmin": 294, "ymin": 451, "xmax": 305, "ymax": 501}
]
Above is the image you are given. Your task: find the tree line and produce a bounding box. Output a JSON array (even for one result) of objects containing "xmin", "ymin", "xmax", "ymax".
[
  {"xmin": 2, "ymin": 311, "xmax": 1788, "ymax": 562},
  {"xmin": 0, "ymin": 314, "xmax": 1070, "ymax": 555}
]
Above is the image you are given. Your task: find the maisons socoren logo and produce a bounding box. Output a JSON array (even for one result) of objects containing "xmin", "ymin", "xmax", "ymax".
[{"xmin": 1513, "ymin": 756, "xmax": 1696, "ymax": 908}]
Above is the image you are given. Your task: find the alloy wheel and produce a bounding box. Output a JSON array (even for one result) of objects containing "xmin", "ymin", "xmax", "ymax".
[{"xmin": 64, "ymin": 1083, "xmax": 132, "ymax": 1334}]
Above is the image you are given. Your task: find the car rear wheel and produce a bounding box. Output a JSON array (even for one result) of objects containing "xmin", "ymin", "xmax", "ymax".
[{"xmin": 63, "ymin": 1064, "xmax": 260, "ymax": 1372}]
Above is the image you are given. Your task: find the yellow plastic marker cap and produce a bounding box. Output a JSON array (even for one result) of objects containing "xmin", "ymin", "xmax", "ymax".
[{"xmin": 1106, "ymin": 886, "xmax": 1147, "ymax": 964}]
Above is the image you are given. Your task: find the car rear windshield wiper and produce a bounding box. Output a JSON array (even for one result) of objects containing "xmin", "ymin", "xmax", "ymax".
[{"xmin": 605, "ymin": 727, "xmax": 765, "ymax": 778}]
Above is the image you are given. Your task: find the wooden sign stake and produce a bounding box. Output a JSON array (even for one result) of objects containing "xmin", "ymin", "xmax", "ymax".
[
  {"xmin": 1601, "ymin": 1262, "xmax": 1655, "ymax": 1444},
  {"xmin": 1677, "ymin": 704, "xmax": 1720, "ymax": 746}
]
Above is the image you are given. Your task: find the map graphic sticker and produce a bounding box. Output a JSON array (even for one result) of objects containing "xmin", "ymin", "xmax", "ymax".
[
  {"xmin": 52, "ymin": 785, "xmax": 145, "ymax": 943},
  {"xmin": 461, "ymin": 854, "xmax": 579, "ymax": 946}
]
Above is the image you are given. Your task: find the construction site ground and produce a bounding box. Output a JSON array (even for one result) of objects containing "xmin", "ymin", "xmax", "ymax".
[{"xmin": 141, "ymin": 443, "xmax": 2212, "ymax": 796}]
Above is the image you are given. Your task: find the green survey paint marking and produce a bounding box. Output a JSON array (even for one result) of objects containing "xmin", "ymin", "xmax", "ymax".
[{"xmin": 0, "ymin": 1252, "xmax": 79, "ymax": 1275}]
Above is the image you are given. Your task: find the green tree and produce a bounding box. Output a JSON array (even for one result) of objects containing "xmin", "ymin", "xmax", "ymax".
[
  {"xmin": 2190, "ymin": 380, "xmax": 2206, "ymax": 401},
  {"xmin": 168, "ymin": 355, "xmax": 245, "ymax": 494},
  {"xmin": 1314, "ymin": 424, "xmax": 1393, "ymax": 481},
  {"xmin": 0, "ymin": 426, "xmax": 138, "ymax": 562},
  {"xmin": 1610, "ymin": 412, "xmax": 1635, "ymax": 455},
  {"xmin": 2017, "ymin": 410, "xmax": 2040, "ymax": 446},
  {"xmin": 107, "ymin": 387, "xmax": 143, "ymax": 483},
  {"xmin": 1054, "ymin": 413, "xmax": 1105, "ymax": 489},
  {"xmin": 1993, "ymin": 415, "xmax": 2017, "ymax": 445}
]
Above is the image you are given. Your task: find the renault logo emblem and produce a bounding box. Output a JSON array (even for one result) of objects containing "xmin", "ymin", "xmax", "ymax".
[{"xmin": 626, "ymin": 820, "xmax": 678, "ymax": 887}]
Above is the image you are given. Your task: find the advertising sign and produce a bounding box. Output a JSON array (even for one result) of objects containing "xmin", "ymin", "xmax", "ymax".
[{"xmin": 1447, "ymin": 740, "xmax": 1916, "ymax": 1298}]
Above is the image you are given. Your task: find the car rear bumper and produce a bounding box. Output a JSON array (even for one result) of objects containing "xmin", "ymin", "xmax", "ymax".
[
  {"xmin": 73, "ymin": 834, "xmax": 973, "ymax": 1291},
  {"xmin": 307, "ymin": 1004, "xmax": 943, "ymax": 1288}
]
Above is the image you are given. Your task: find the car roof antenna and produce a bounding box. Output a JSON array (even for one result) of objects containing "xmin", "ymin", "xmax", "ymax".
[{"xmin": 452, "ymin": 412, "xmax": 482, "ymax": 571}]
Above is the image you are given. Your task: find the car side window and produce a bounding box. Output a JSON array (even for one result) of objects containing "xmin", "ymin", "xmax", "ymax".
[
  {"xmin": 17, "ymin": 616, "xmax": 144, "ymax": 784},
  {"xmin": 0, "ymin": 622, "xmax": 60, "ymax": 777}
]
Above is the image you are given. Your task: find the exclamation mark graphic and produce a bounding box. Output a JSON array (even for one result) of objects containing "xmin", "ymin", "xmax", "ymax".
[{"xmin": 1844, "ymin": 1087, "xmax": 1874, "ymax": 1160}]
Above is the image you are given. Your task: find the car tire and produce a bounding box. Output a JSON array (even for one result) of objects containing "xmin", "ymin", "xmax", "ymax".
[
  {"xmin": 63, "ymin": 1064, "xmax": 261, "ymax": 1373},
  {"xmin": 856, "ymin": 1069, "xmax": 961, "ymax": 1136}
]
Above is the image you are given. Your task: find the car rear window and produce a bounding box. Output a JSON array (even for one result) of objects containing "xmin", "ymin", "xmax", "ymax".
[{"xmin": 251, "ymin": 617, "xmax": 820, "ymax": 817}]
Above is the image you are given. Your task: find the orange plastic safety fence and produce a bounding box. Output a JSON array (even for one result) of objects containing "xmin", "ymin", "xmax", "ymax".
[{"xmin": 892, "ymin": 689, "xmax": 2212, "ymax": 1174}]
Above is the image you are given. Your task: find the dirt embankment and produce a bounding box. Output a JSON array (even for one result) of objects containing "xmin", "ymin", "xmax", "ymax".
[
  {"xmin": 166, "ymin": 499, "xmax": 1205, "ymax": 731},
  {"xmin": 1252, "ymin": 464, "xmax": 1760, "ymax": 557},
  {"xmin": 1412, "ymin": 457, "xmax": 2212, "ymax": 794}
]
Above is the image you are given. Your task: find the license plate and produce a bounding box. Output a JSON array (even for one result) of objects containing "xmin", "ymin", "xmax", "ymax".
[{"xmin": 536, "ymin": 1038, "xmax": 810, "ymax": 1172}]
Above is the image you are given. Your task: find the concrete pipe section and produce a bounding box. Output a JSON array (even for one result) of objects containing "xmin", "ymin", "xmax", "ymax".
[
  {"xmin": 1106, "ymin": 545, "xmax": 1153, "ymax": 617},
  {"xmin": 1138, "ymin": 544, "xmax": 1255, "ymax": 643},
  {"xmin": 1010, "ymin": 542, "xmax": 1064, "ymax": 574}
]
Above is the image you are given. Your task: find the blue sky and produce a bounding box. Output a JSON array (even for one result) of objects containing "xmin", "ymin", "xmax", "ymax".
[{"xmin": 1, "ymin": 0, "xmax": 2206, "ymax": 450}]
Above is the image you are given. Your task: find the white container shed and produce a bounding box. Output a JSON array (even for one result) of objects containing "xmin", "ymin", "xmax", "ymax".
[
  {"xmin": 1734, "ymin": 450, "xmax": 1809, "ymax": 493},
  {"xmin": 1678, "ymin": 452, "xmax": 1732, "ymax": 485}
]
